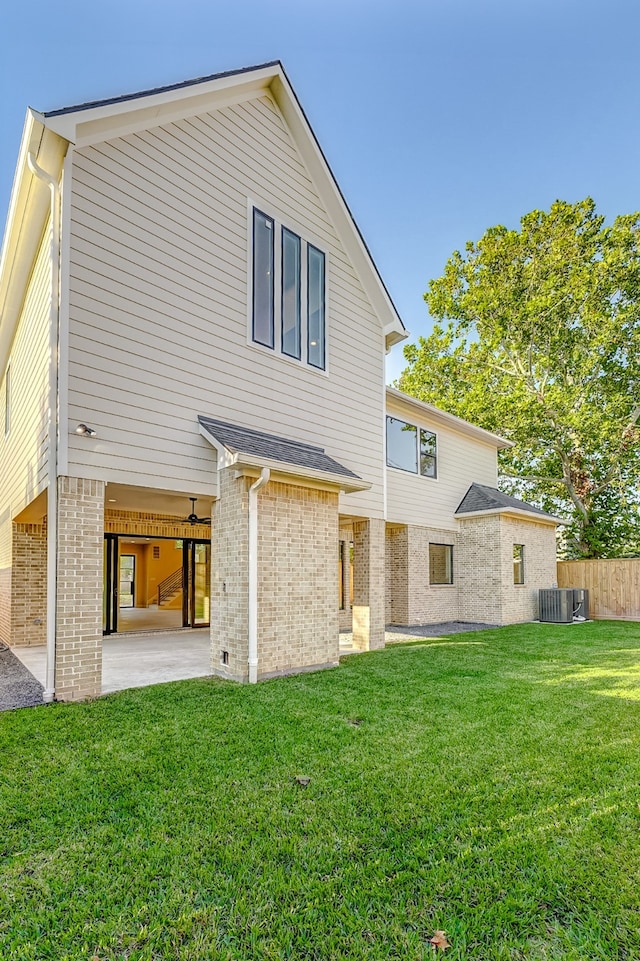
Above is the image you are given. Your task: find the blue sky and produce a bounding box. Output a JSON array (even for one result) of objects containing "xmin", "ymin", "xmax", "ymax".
[{"xmin": 2, "ymin": 0, "xmax": 638, "ymax": 382}]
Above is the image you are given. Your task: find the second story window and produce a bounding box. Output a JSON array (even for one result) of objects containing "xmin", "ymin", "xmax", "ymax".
[
  {"xmin": 252, "ymin": 207, "xmax": 326, "ymax": 370},
  {"xmin": 386, "ymin": 416, "xmax": 437, "ymax": 478}
]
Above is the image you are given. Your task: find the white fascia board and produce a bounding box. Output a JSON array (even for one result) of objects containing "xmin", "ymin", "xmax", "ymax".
[
  {"xmin": 198, "ymin": 422, "xmax": 237, "ymax": 470},
  {"xmin": 0, "ymin": 112, "xmax": 67, "ymax": 379},
  {"xmin": 386, "ymin": 386, "xmax": 513, "ymax": 450},
  {"xmin": 42, "ymin": 66, "xmax": 279, "ymax": 144},
  {"xmin": 269, "ymin": 70, "xmax": 407, "ymax": 348},
  {"xmin": 455, "ymin": 507, "xmax": 565, "ymax": 526},
  {"xmin": 234, "ymin": 453, "xmax": 371, "ymax": 494}
]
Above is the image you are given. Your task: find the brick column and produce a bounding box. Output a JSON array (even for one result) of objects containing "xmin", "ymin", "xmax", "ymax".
[
  {"xmin": 352, "ymin": 518, "xmax": 385, "ymax": 651},
  {"xmin": 55, "ymin": 477, "xmax": 104, "ymax": 700},
  {"xmin": 210, "ymin": 468, "xmax": 250, "ymax": 682}
]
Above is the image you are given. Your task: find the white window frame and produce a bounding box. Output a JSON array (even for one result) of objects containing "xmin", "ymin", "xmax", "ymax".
[
  {"xmin": 513, "ymin": 544, "xmax": 525, "ymax": 585},
  {"xmin": 247, "ymin": 200, "xmax": 329, "ymax": 375}
]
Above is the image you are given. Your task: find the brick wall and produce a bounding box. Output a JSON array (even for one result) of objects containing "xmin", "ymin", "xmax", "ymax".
[
  {"xmin": 498, "ymin": 517, "xmax": 557, "ymax": 623},
  {"xmin": 10, "ymin": 519, "xmax": 47, "ymax": 646},
  {"xmin": 210, "ymin": 468, "xmax": 250, "ymax": 681},
  {"xmin": 0, "ymin": 505, "xmax": 12, "ymax": 645},
  {"xmin": 55, "ymin": 476, "xmax": 105, "ymax": 701},
  {"xmin": 456, "ymin": 513, "xmax": 557, "ymax": 625},
  {"xmin": 353, "ymin": 517, "xmax": 385, "ymax": 651},
  {"xmin": 104, "ymin": 509, "xmax": 210, "ymax": 540},
  {"xmin": 211, "ymin": 470, "xmax": 340, "ymax": 681},
  {"xmin": 257, "ymin": 479, "xmax": 339, "ymax": 677},
  {"xmin": 456, "ymin": 514, "xmax": 504, "ymax": 624},
  {"xmin": 385, "ymin": 525, "xmax": 409, "ymax": 624}
]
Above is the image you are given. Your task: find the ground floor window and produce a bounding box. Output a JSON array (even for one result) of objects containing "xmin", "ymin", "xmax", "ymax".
[
  {"xmin": 513, "ymin": 544, "xmax": 525, "ymax": 584},
  {"xmin": 429, "ymin": 543, "xmax": 453, "ymax": 585}
]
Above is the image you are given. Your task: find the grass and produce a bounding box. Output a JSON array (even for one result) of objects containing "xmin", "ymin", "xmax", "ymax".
[{"xmin": 2, "ymin": 621, "xmax": 640, "ymax": 960}]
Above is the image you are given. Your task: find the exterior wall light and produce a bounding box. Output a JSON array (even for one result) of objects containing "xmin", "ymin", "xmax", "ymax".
[{"xmin": 75, "ymin": 423, "xmax": 97, "ymax": 437}]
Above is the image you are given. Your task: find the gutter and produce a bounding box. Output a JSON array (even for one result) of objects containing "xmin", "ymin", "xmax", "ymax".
[
  {"xmin": 27, "ymin": 153, "xmax": 61, "ymax": 703},
  {"xmin": 248, "ymin": 468, "xmax": 270, "ymax": 683}
]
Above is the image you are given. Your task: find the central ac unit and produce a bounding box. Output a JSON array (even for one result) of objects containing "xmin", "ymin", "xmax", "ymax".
[{"xmin": 539, "ymin": 588, "xmax": 574, "ymax": 623}]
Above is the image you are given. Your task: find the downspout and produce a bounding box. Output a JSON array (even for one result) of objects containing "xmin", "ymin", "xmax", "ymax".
[
  {"xmin": 248, "ymin": 468, "xmax": 270, "ymax": 683},
  {"xmin": 27, "ymin": 152, "xmax": 61, "ymax": 704}
]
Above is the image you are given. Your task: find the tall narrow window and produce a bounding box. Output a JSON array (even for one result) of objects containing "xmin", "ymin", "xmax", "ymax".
[
  {"xmin": 4, "ymin": 365, "xmax": 10, "ymax": 436},
  {"xmin": 281, "ymin": 227, "xmax": 301, "ymax": 359},
  {"xmin": 252, "ymin": 209, "xmax": 274, "ymax": 348},
  {"xmin": 419, "ymin": 429, "xmax": 437, "ymax": 477},
  {"xmin": 307, "ymin": 244, "xmax": 325, "ymax": 369},
  {"xmin": 513, "ymin": 544, "xmax": 525, "ymax": 584}
]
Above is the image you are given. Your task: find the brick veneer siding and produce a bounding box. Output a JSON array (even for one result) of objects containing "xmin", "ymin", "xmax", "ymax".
[
  {"xmin": 55, "ymin": 477, "xmax": 105, "ymax": 701},
  {"xmin": 257, "ymin": 480, "xmax": 339, "ymax": 677},
  {"xmin": 211, "ymin": 469, "xmax": 340, "ymax": 682},
  {"xmin": 210, "ymin": 468, "xmax": 249, "ymax": 681},
  {"xmin": 10, "ymin": 519, "xmax": 47, "ymax": 646},
  {"xmin": 385, "ymin": 525, "xmax": 409, "ymax": 624},
  {"xmin": 456, "ymin": 514, "xmax": 504, "ymax": 624},
  {"xmin": 0, "ymin": 506, "xmax": 12, "ymax": 645},
  {"xmin": 104, "ymin": 510, "xmax": 210, "ymax": 540},
  {"xmin": 498, "ymin": 517, "xmax": 557, "ymax": 623},
  {"xmin": 353, "ymin": 518, "xmax": 385, "ymax": 651},
  {"xmin": 456, "ymin": 513, "xmax": 557, "ymax": 624}
]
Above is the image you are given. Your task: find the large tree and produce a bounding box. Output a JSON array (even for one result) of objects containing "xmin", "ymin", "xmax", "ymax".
[{"xmin": 398, "ymin": 198, "xmax": 640, "ymax": 558}]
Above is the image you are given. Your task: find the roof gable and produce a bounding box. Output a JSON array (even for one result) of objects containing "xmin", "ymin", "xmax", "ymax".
[{"xmin": 455, "ymin": 483, "xmax": 562, "ymax": 524}]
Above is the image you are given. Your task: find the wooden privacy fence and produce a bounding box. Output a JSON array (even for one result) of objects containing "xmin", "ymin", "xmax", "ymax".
[{"xmin": 557, "ymin": 558, "xmax": 640, "ymax": 621}]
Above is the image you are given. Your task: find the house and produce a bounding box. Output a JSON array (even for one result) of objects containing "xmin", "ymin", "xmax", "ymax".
[{"xmin": 0, "ymin": 62, "xmax": 559, "ymax": 702}]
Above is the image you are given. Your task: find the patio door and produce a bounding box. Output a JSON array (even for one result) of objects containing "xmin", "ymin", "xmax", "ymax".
[
  {"xmin": 103, "ymin": 534, "xmax": 210, "ymax": 634},
  {"xmin": 183, "ymin": 539, "xmax": 211, "ymax": 628}
]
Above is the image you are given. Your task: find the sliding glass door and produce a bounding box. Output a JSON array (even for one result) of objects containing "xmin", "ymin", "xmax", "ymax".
[{"xmin": 103, "ymin": 535, "xmax": 210, "ymax": 634}]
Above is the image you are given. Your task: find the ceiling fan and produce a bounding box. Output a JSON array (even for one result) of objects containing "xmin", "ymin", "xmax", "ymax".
[{"xmin": 176, "ymin": 497, "xmax": 211, "ymax": 526}]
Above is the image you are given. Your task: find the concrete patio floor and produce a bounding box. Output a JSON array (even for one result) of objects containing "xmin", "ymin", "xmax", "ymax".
[{"xmin": 12, "ymin": 629, "xmax": 212, "ymax": 695}]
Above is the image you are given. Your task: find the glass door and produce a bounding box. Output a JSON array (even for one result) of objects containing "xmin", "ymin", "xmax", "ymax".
[
  {"xmin": 103, "ymin": 534, "xmax": 118, "ymax": 634},
  {"xmin": 183, "ymin": 539, "xmax": 210, "ymax": 627}
]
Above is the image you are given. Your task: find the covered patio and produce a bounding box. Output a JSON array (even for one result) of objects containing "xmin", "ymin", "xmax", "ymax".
[{"xmin": 13, "ymin": 629, "xmax": 212, "ymax": 696}]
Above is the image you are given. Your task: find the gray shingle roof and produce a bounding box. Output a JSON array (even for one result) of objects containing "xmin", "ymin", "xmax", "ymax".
[
  {"xmin": 198, "ymin": 416, "xmax": 361, "ymax": 479},
  {"xmin": 455, "ymin": 483, "xmax": 559, "ymax": 521}
]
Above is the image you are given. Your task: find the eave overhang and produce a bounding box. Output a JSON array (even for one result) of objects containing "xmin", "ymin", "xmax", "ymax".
[
  {"xmin": 198, "ymin": 418, "xmax": 370, "ymax": 494},
  {"xmin": 455, "ymin": 507, "xmax": 565, "ymax": 527},
  {"xmin": 0, "ymin": 110, "xmax": 68, "ymax": 378},
  {"xmin": 386, "ymin": 387, "xmax": 513, "ymax": 450}
]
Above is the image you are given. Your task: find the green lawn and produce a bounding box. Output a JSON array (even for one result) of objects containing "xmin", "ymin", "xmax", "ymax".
[{"xmin": 2, "ymin": 622, "xmax": 640, "ymax": 960}]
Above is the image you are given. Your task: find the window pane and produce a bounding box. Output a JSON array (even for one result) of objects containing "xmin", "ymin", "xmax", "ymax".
[
  {"xmin": 281, "ymin": 228, "xmax": 301, "ymax": 358},
  {"xmin": 253, "ymin": 209, "xmax": 274, "ymax": 348},
  {"xmin": 420, "ymin": 429, "xmax": 437, "ymax": 477},
  {"xmin": 307, "ymin": 245, "xmax": 325, "ymax": 369},
  {"xmin": 513, "ymin": 544, "xmax": 525, "ymax": 584},
  {"xmin": 386, "ymin": 416, "xmax": 418, "ymax": 472},
  {"xmin": 429, "ymin": 544, "xmax": 453, "ymax": 585}
]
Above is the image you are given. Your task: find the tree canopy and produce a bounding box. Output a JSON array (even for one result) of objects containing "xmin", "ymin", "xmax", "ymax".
[{"xmin": 397, "ymin": 198, "xmax": 640, "ymax": 558}]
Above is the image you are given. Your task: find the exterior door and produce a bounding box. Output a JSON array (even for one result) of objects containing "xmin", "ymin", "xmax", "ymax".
[
  {"xmin": 182, "ymin": 539, "xmax": 211, "ymax": 628},
  {"xmin": 103, "ymin": 534, "xmax": 118, "ymax": 634}
]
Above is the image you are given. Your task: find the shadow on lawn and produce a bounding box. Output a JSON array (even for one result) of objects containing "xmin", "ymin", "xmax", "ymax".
[{"xmin": 544, "ymin": 647, "xmax": 640, "ymax": 700}]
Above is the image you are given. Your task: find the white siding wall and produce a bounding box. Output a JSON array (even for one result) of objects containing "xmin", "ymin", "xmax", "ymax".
[
  {"xmin": 0, "ymin": 215, "xmax": 51, "ymax": 517},
  {"xmin": 66, "ymin": 95, "xmax": 385, "ymax": 517},
  {"xmin": 385, "ymin": 395, "xmax": 499, "ymax": 528}
]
